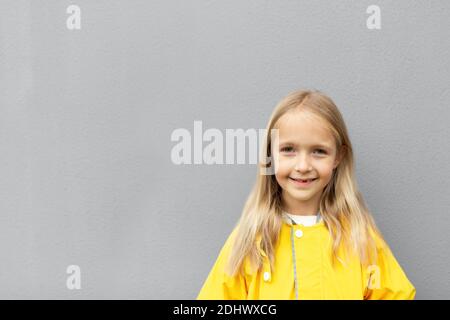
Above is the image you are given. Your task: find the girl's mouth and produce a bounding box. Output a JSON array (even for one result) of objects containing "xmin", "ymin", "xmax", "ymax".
[{"xmin": 289, "ymin": 177, "xmax": 318, "ymax": 187}]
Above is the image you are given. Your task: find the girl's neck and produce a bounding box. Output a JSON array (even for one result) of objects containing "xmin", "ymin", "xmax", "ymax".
[
  {"xmin": 282, "ymin": 205, "xmax": 319, "ymax": 216},
  {"xmin": 281, "ymin": 191, "xmax": 320, "ymax": 216},
  {"xmin": 284, "ymin": 211, "xmax": 318, "ymax": 216}
]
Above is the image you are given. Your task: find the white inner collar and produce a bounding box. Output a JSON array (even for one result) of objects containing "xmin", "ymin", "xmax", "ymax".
[{"xmin": 283, "ymin": 211, "xmax": 320, "ymax": 226}]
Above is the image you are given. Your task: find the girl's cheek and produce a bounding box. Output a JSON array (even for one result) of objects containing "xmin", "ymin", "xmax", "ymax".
[
  {"xmin": 275, "ymin": 163, "xmax": 291, "ymax": 178},
  {"xmin": 277, "ymin": 162, "xmax": 292, "ymax": 175}
]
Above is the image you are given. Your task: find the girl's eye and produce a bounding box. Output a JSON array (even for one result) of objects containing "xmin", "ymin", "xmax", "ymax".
[{"xmin": 280, "ymin": 147, "xmax": 327, "ymax": 155}]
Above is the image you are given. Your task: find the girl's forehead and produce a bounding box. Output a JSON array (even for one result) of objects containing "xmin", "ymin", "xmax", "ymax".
[
  {"xmin": 274, "ymin": 111, "xmax": 335, "ymax": 146},
  {"xmin": 276, "ymin": 109, "xmax": 321, "ymax": 126}
]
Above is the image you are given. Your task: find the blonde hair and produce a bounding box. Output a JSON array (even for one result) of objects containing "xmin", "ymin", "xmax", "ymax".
[{"xmin": 225, "ymin": 89, "xmax": 386, "ymax": 277}]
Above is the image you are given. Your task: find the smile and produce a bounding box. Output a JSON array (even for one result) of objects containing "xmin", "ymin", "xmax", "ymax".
[{"xmin": 289, "ymin": 177, "xmax": 318, "ymax": 187}]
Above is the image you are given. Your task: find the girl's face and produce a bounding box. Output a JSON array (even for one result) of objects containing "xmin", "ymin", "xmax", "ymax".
[{"xmin": 272, "ymin": 110, "xmax": 342, "ymax": 215}]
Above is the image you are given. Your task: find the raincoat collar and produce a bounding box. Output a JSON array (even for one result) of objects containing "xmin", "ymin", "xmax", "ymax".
[
  {"xmin": 282, "ymin": 211, "xmax": 322, "ymax": 226},
  {"xmin": 255, "ymin": 211, "xmax": 323, "ymax": 255}
]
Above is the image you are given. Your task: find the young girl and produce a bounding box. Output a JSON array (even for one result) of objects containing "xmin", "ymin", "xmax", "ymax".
[{"xmin": 197, "ymin": 89, "xmax": 416, "ymax": 300}]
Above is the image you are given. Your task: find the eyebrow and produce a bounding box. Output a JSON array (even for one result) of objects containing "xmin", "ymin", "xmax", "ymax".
[{"xmin": 278, "ymin": 141, "xmax": 333, "ymax": 150}]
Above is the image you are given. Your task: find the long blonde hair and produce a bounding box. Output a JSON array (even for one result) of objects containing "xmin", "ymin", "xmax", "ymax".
[{"xmin": 225, "ymin": 89, "xmax": 385, "ymax": 277}]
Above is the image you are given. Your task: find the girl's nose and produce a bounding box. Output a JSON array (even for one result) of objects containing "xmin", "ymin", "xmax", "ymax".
[{"xmin": 294, "ymin": 154, "xmax": 312, "ymax": 171}]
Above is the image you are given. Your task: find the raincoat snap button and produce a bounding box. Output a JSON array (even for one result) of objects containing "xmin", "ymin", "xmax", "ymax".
[
  {"xmin": 263, "ymin": 271, "xmax": 271, "ymax": 282},
  {"xmin": 295, "ymin": 229, "xmax": 303, "ymax": 238}
]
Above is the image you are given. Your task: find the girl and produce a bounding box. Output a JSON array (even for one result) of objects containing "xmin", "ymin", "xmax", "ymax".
[{"xmin": 197, "ymin": 89, "xmax": 416, "ymax": 300}]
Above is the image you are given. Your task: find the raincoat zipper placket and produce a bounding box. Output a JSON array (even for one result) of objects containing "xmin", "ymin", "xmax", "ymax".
[{"xmin": 287, "ymin": 213, "xmax": 322, "ymax": 300}]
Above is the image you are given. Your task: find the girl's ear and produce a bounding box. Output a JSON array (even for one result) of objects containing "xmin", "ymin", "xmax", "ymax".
[{"xmin": 333, "ymin": 145, "xmax": 346, "ymax": 169}]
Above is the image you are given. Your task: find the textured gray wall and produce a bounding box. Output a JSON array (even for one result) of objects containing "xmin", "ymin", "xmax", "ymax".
[{"xmin": 0, "ymin": 0, "xmax": 448, "ymax": 299}]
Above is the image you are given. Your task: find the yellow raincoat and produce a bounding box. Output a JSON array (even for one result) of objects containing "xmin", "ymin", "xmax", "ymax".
[{"xmin": 197, "ymin": 217, "xmax": 415, "ymax": 300}]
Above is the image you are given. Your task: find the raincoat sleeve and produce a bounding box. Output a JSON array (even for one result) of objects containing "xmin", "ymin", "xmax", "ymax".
[
  {"xmin": 363, "ymin": 235, "xmax": 416, "ymax": 300},
  {"xmin": 197, "ymin": 227, "xmax": 248, "ymax": 300}
]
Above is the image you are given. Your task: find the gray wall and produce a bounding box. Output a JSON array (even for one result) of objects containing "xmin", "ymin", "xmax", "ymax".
[{"xmin": 0, "ymin": 0, "xmax": 448, "ymax": 299}]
